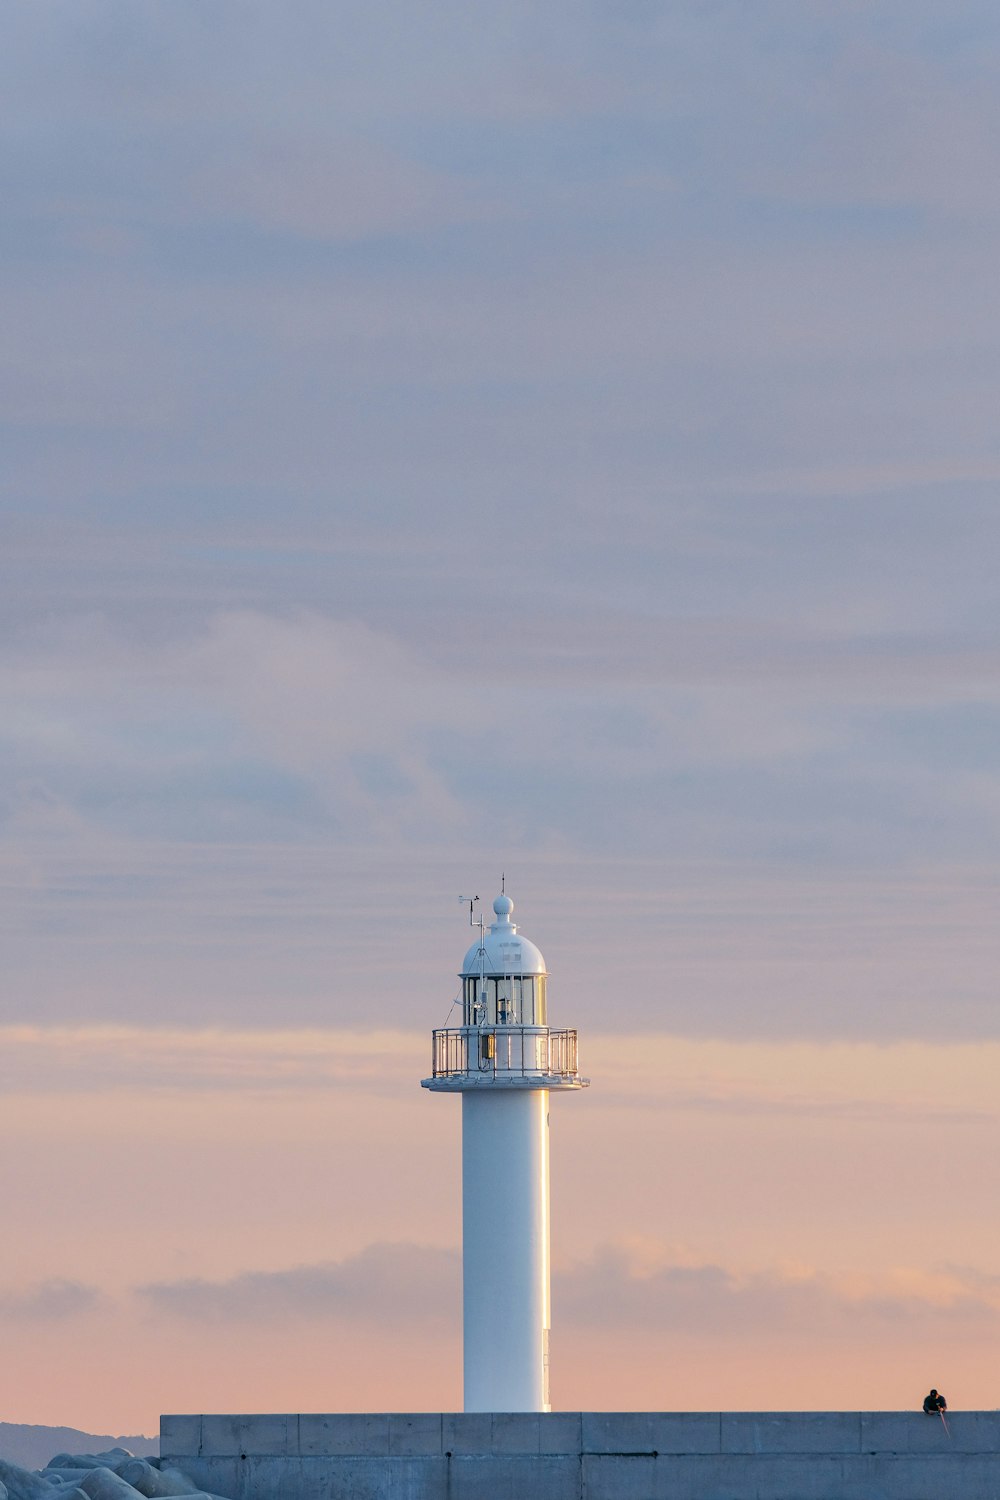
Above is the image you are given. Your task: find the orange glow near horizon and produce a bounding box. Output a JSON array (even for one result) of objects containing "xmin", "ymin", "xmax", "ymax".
[{"xmin": 3, "ymin": 1026, "xmax": 999, "ymax": 1432}]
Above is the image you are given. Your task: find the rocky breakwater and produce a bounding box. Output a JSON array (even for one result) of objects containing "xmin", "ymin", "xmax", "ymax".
[{"xmin": 0, "ymin": 1448, "xmax": 232, "ymax": 1500}]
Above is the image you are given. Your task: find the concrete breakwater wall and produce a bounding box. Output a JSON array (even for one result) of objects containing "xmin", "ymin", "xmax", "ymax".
[{"xmin": 161, "ymin": 1410, "xmax": 1000, "ymax": 1500}]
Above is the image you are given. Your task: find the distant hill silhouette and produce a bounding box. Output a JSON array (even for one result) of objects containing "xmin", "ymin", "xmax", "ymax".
[{"xmin": 0, "ymin": 1424, "xmax": 158, "ymax": 1469}]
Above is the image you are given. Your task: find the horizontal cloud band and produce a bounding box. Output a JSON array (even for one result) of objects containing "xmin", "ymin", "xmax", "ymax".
[{"xmin": 129, "ymin": 1242, "xmax": 1000, "ymax": 1335}]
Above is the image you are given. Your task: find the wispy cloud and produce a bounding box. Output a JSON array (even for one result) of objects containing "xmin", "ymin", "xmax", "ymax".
[
  {"xmin": 5, "ymin": 1026, "xmax": 1000, "ymax": 1119},
  {"xmin": 558, "ymin": 1245, "xmax": 1000, "ymax": 1336},
  {"xmin": 132, "ymin": 1238, "xmax": 1000, "ymax": 1339},
  {"xmin": 5, "ymin": 605, "xmax": 1000, "ymax": 873},
  {"xmin": 0, "ymin": 1025, "xmax": 421, "ymax": 1096},
  {"xmin": 137, "ymin": 1243, "xmax": 458, "ymax": 1323},
  {"xmin": 0, "ymin": 1279, "xmax": 103, "ymax": 1322},
  {"xmin": 190, "ymin": 137, "xmax": 491, "ymax": 245}
]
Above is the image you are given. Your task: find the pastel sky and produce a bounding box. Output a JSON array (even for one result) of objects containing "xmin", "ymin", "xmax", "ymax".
[{"xmin": 4, "ymin": 0, "xmax": 1000, "ymax": 1434}]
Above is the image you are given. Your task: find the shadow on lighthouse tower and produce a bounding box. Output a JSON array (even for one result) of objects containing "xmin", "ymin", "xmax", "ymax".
[{"xmin": 422, "ymin": 891, "xmax": 588, "ymax": 1413}]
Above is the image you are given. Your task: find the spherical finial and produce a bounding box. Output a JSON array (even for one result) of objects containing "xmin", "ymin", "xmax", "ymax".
[{"xmin": 493, "ymin": 893, "xmax": 514, "ymax": 919}]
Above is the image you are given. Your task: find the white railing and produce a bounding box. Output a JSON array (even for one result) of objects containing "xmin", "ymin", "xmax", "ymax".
[{"xmin": 430, "ymin": 1026, "xmax": 580, "ymax": 1081}]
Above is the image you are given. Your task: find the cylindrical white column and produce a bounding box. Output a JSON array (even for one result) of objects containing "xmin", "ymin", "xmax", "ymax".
[{"xmin": 461, "ymin": 1088, "xmax": 551, "ymax": 1412}]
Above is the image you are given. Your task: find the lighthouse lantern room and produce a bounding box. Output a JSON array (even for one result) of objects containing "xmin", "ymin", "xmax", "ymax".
[{"xmin": 422, "ymin": 890, "xmax": 588, "ymax": 1413}]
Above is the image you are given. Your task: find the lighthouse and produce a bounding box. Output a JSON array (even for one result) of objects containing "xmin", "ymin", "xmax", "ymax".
[{"xmin": 422, "ymin": 890, "xmax": 588, "ymax": 1413}]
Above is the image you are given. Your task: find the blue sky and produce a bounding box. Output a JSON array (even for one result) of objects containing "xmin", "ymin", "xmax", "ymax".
[{"xmin": 6, "ymin": 1, "xmax": 1000, "ymax": 1040}]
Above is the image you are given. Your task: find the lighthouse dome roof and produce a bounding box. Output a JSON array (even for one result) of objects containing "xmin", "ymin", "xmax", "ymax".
[{"xmin": 460, "ymin": 893, "xmax": 547, "ymax": 977}]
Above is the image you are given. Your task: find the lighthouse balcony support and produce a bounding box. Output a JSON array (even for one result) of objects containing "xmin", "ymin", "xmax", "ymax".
[{"xmin": 423, "ymin": 1026, "xmax": 587, "ymax": 1090}]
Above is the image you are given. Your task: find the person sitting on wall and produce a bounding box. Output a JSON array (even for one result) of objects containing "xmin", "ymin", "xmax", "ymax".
[{"xmin": 923, "ymin": 1389, "xmax": 947, "ymax": 1414}]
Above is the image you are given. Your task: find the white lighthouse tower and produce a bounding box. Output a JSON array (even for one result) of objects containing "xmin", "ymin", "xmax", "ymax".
[{"xmin": 422, "ymin": 890, "xmax": 588, "ymax": 1413}]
